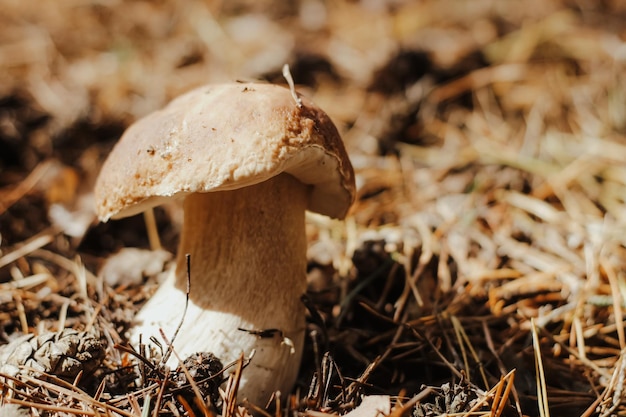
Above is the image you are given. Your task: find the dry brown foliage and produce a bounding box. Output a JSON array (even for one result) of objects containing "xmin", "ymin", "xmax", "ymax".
[{"xmin": 1, "ymin": 0, "xmax": 626, "ymax": 416}]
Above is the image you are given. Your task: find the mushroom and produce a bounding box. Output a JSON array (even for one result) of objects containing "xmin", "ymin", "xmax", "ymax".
[{"xmin": 94, "ymin": 83, "xmax": 355, "ymax": 404}]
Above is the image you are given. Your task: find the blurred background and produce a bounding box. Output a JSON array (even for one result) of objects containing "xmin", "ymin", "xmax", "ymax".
[{"xmin": 2, "ymin": 1, "xmax": 626, "ymax": 415}]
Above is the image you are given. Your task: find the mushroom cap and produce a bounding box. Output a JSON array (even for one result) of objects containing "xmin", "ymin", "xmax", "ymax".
[{"xmin": 94, "ymin": 82, "xmax": 355, "ymax": 221}]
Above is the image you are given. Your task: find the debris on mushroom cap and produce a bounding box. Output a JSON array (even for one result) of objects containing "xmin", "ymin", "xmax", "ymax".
[{"xmin": 94, "ymin": 82, "xmax": 356, "ymax": 222}]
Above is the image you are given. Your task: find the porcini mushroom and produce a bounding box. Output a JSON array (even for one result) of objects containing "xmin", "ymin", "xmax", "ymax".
[{"xmin": 94, "ymin": 83, "xmax": 355, "ymax": 404}]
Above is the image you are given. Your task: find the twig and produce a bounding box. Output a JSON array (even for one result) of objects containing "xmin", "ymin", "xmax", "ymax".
[
  {"xmin": 482, "ymin": 320, "xmax": 523, "ymax": 417},
  {"xmin": 152, "ymin": 368, "xmax": 169, "ymax": 417},
  {"xmin": 531, "ymin": 319, "xmax": 550, "ymax": 417},
  {"xmin": 282, "ymin": 64, "xmax": 302, "ymax": 108},
  {"xmin": 143, "ymin": 208, "xmax": 162, "ymax": 251},
  {"xmin": 163, "ymin": 253, "xmax": 192, "ymax": 364},
  {"xmin": 598, "ymin": 348, "xmax": 626, "ymax": 417},
  {"xmin": 222, "ymin": 353, "xmax": 245, "ymax": 417},
  {"xmin": 0, "ymin": 160, "xmax": 54, "ymax": 216},
  {"xmin": 0, "ymin": 231, "xmax": 55, "ymax": 270},
  {"xmin": 451, "ymin": 315, "xmax": 489, "ymax": 389}
]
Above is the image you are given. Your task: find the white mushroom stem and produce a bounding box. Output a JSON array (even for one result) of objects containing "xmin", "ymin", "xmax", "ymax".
[{"xmin": 131, "ymin": 173, "xmax": 309, "ymax": 405}]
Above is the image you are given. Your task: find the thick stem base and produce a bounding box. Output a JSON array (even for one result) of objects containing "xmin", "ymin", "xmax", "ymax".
[{"xmin": 131, "ymin": 174, "xmax": 309, "ymax": 405}]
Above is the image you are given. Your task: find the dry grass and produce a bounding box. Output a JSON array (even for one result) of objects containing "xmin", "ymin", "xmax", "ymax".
[{"xmin": 1, "ymin": 0, "xmax": 626, "ymax": 416}]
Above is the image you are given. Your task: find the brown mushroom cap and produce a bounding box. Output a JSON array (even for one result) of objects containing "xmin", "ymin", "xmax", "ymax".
[{"xmin": 95, "ymin": 82, "xmax": 355, "ymax": 221}]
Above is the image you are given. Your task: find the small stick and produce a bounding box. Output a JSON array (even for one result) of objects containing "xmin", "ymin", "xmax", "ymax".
[
  {"xmin": 163, "ymin": 254, "xmax": 191, "ymax": 364},
  {"xmin": 113, "ymin": 343, "xmax": 157, "ymax": 371},
  {"xmin": 14, "ymin": 294, "xmax": 28, "ymax": 334},
  {"xmin": 282, "ymin": 64, "xmax": 302, "ymax": 108},
  {"xmin": 143, "ymin": 208, "xmax": 162, "ymax": 251}
]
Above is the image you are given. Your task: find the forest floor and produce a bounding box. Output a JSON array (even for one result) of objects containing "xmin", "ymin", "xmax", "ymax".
[{"xmin": 1, "ymin": 1, "xmax": 626, "ymax": 416}]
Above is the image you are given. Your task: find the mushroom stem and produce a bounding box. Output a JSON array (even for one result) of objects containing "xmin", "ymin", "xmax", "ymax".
[{"xmin": 131, "ymin": 173, "xmax": 309, "ymax": 404}]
